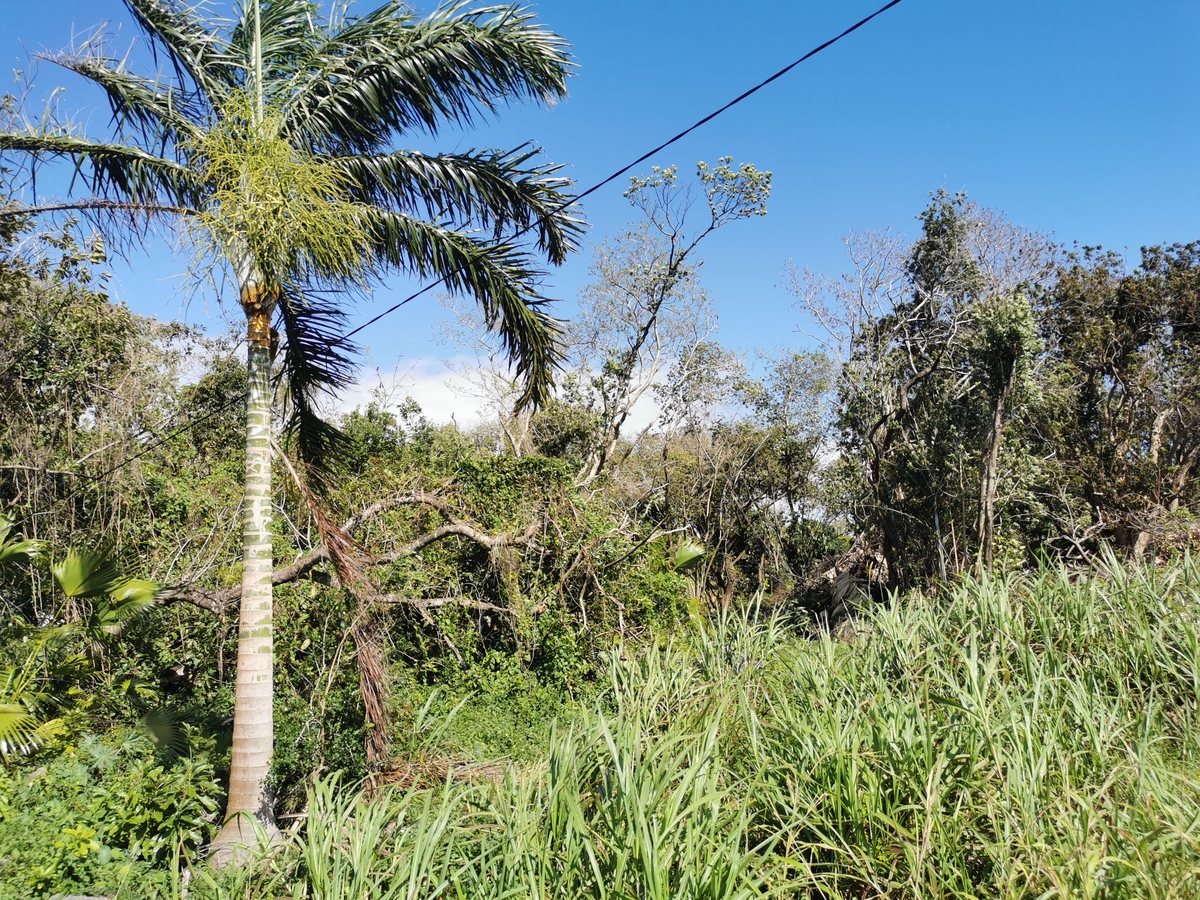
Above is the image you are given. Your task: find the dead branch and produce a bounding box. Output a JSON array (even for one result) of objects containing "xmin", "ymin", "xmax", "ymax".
[
  {"xmin": 159, "ymin": 490, "xmax": 537, "ymax": 615},
  {"xmin": 374, "ymin": 594, "xmax": 528, "ymax": 616}
]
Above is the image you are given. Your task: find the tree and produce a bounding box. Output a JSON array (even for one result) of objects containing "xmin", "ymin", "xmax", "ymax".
[
  {"xmin": 0, "ymin": 212, "xmax": 198, "ymax": 559},
  {"xmin": 967, "ymin": 291, "xmax": 1040, "ymax": 568},
  {"xmin": 569, "ymin": 159, "xmax": 770, "ymax": 485},
  {"xmin": 1038, "ymin": 242, "xmax": 1200, "ymax": 554},
  {"xmin": 0, "ymin": 0, "xmax": 581, "ymax": 850},
  {"xmin": 639, "ymin": 347, "xmax": 833, "ymax": 605},
  {"xmin": 794, "ymin": 191, "xmax": 1056, "ymax": 583}
]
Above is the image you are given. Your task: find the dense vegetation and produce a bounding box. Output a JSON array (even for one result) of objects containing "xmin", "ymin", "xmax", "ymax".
[
  {"xmin": 5, "ymin": 555, "xmax": 1197, "ymax": 899},
  {"xmin": 0, "ymin": 3, "xmax": 1197, "ymax": 897},
  {"xmin": 2, "ymin": 172, "xmax": 1197, "ymax": 896}
]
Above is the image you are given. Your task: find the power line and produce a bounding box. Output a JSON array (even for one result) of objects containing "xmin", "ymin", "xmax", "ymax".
[
  {"xmin": 86, "ymin": 394, "xmax": 244, "ymax": 484},
  {"xmin": 9, "ymin": 0, "xmax": 905, "ymax": 501},
  {"xmin": 12, "ymin": 387, "xmax": 244, "ymax": 518},
  {"xmin": 344, "ymin": 0, "xmax": 905, "ymax": 341}
]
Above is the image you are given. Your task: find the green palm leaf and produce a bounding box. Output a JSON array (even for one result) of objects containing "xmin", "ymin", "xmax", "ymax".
[
  {"xmin": 121, "ymin": 0, "xmax": 237, "ymax": 102},
  {"xmin": 231, "ymin": 0, "xmax": 323, "ymax": 95},
  {"xmin": 100, "ymin": 579, "xmax": 163, "ymax": 634},
  {"xmin": 52, "ymin": 547, "xmax": 121, "ymax": 599},
  {"xmin": 276, "ymin": 285, "xmax": 358, "ymax": 466},
  {"xmin": 333, "ymin": 145, "xmax": 582, "ymax": 264},
  {"xmin": 139, "ymin": 706, "xmax": 193, "ymax": 760},
  {"xmin": 0, "ymin": 516, "xmax": 42, "ymax": 566},
  {"xmin": 0, "ymin": 133, "xmax": 199, "ymax": 209},
  {"xmin": 675, "ymin": 541, "xmax": 707, "ymax": 573},
  {"xmin": 43, "ymin": 552, "xmax": 160, "ymax": 649},
  {"xmin": 0, "ymin": 704, "xmax": 63, "ymax": 759},
  {"xmin": 279, "ymin": 1, "xmax": 571, "ymax": 151},
  {"xmin": 0, "ymin": 655, "xmax": 65, "ymax": 760},
  {"xmin": 366, "ymin": 208, "xmax": 563, "ymax": 408},
  {"xmin": 49, "ymin": 54, "xmax": 205, "ymax": 149}
]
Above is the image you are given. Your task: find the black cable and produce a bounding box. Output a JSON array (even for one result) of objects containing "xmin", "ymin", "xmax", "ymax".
[
  {"xmin": 84, "ymin": 393, "xmax": 244, "ymax": 484},
  {"xmin": 12, "ymin": 390, "xmax": 244, "ymax": 521},
  {"xmin": 343, "ymin": 0, "xmax": 905, "ymax": 341},
  {"xmin": 9, "ymin": 0, "xmax": 905, "ymax": 499}
]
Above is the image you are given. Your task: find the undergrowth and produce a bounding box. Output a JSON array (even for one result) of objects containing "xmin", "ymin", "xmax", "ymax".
[{"xmin": 7, "ymin": 554, "xmax": 1199, "ymax": 898}]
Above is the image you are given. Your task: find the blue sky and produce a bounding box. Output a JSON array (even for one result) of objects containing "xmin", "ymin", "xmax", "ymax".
[{"xmin": 3, "ymin": 0, "xmax": 1198, "ymax": 408}]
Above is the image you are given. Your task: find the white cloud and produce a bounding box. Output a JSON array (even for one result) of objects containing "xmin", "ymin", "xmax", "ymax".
[
  {"xmin": 334, "ymin": 356, "xmax": 668, "ymax": 437},
  {"xmin": 335, "ymin": 357, "xmax": 489, "ymax": 426}
]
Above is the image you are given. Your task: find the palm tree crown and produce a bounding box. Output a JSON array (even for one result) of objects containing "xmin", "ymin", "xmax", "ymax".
[
  {"xmin": 0, "ymin": 0, "xmax": 582, "ymax": 852},
  {"xmin": 4, "ymin": 0, "xmax": 581, "ymax": 415}
]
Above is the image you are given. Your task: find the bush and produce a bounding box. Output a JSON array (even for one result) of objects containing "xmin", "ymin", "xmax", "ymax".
[{"xmin": 0, "ymin": 729, "xmax": 222, "ymax": 899}]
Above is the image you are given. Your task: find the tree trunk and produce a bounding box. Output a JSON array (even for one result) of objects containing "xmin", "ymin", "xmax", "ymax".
[
  {"xmin": 977, "ymin": 372, "xmax": 1014, "ymax": 570},
  {"xmin": 210, "ymin": 284, "xmax": 281, "ymax": 861}
]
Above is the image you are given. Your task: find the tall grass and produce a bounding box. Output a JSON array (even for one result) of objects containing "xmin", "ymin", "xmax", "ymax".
[
  {"xmin": 191, "ymin": 555, "xmax": 1200, "ymax": 900},
  {"xmin": 753, "ymin": 553, "xmax": 1200, "ymax": 898}
]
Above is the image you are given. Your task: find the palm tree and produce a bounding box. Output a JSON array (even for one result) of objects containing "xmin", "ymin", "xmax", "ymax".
[{"xmin": 0, "ymin": 0, "xmax": 580, "ymax": 850}]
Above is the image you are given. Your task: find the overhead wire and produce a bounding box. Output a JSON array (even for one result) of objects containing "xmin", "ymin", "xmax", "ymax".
[
  {"xmin": 11, "ymin": 0, "xmax": 906, "ymax": 499},
  {"xmin": 343, "ymin": 0, "xmax": 905, "ymax": 341},
  {"xmin": 85, "ymin": 393, "xmax": 244, "ymax": 484},
  {"xmin": 8, "ymin": 372, "xmax": 244, "ymax": 517}
]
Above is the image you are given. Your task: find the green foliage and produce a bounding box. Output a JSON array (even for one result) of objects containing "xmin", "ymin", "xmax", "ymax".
[
  {"xmin": 0, "ymin": 521, "xmax": 183, "ymax": 765},
  {"xmin": 673, "ymin": 540, "xmax": 706, "ymax": 572},
  {"xmin": 0, "ymin": 649, "xmax": 68, "ymax": 760},
  {"xmin": 203, "ymin": 556, "xmax": 1200, "ymax": 900},
  {"xmin": 827, "ymin": 191, "xmax": 1060, "ymax": 582},
  {"xmin": 0, "ymin": 516, "xmax": 40, "ymax": 567},
  {"xmin": 1038, "ymin": 241, "xmax": 1200, "ymax": 552},
  {"xmin": 269, "ymin": 584, "xmax": 368, "ymax": 805},
  {"xmin": 0, "ymin": 730, "xmax": 221, "ymax": 900},
  {"xmin": 48, "ymin": 547, "xmax": 161, "ymax": 647},
  {"xmin": 395, "ymin": 652, "xmax": 582, "ymax": 761}
]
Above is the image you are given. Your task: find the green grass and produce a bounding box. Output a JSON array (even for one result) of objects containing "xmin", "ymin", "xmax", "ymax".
[{"xmin": 145, "ymin": 555, "xmax": 1200, "ymax": 898}]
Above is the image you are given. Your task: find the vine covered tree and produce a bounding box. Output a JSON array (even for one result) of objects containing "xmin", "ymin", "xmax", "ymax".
[
  {"xmin": 0, "ymin": 0, "xmax": 581, "ymax": 853},
  {"xmin": 1039, "ymin": 242, "xmax": 1200, "ymax": 554},
  {"xmin": 794, "ymin": 191, "xmax": 1056, "ymax": 584}
]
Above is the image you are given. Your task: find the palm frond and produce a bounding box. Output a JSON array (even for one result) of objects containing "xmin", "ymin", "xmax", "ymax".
[
  {"xmin": 276, "ymin": 285, "xmax": 359, "ymax": 468},
  {"xmin": 0, "ymin": 516, "xmax": 42, "ymax": 567},
  {"xmin": 0, "ymin": 654, "xmax": 65, "ymax": 760},
  {"xmin": 280, "ymin": 1, "xmax": 572, "ymax": 154},
  {"xmin": 52, "ymin": 548, "xmax": 121, "ymax": 600},
  {"xmin": 98, "ymin": 579, "xmax": 162, "ymax": 635},
  {"xmin": 121, "ymin": 0, "xmax": 236, "ymax": 102},
  {"xmin": 0, "ymin": 132, "xmax": 200, "ymax": 209},
  {"xmin": 367, "ymin": 209, "xmax": 562, "ymax": 408},
  {"xmin": 46, "ymin": 554, "xmax": 161, "ymax": 647},
  {"xmin": 139, "ymin": 706, "xmax": 193, "ymax": 759},
  {"xmin": 0, "ymin": 705, "xmax": 64, "ymax": 759},
  {"xmin": 332, "ymin": 145, "xmax": 582, "ymax": 265},
  {"xmin": 230, "ymin": 0, "xmax": 323, "ymax": 103},
  {"xmin": 47, "ymin": 54, "xmax": 205, "ymax": 153}
]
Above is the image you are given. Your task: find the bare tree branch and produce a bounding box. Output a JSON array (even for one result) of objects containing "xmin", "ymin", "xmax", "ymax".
[{"xmin": 159, "ymin": 489, "xmax": 537, "ymax": 614}]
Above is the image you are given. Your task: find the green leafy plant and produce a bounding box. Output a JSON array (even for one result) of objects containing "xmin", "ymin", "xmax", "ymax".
[
  {"xmin": 0, "ymin": 728, "xmax": 222, "ymax": 900},
  {"xmin": 46, "ymin": 547, "xmax": 161, "ymax": 654}
]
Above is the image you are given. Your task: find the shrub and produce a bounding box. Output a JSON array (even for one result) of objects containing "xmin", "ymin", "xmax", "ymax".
[{"xmin": 0, "ymin": 729, "xmax": 221, "ymax": 899}]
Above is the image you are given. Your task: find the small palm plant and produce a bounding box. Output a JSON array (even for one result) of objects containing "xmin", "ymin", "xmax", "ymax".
[
  {"xmin": 0, "ymin": 515, "xmax": 51, "ymax": 758},
  {"xmin": 0, "ymin": 646, "xmax": 66, "ymax": 760},
  {"xmin": 0, "ymin": 516, "xmax": 162, "ymax": 759},
  {"xmin": 44, "ymin": 548, "xmax": 161, "ymax": 660}
]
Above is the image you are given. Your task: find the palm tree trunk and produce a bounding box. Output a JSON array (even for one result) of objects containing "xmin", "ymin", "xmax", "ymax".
[{"xmin": 211, "ymin": 285, "xmax": 280, "ymax": 860}]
